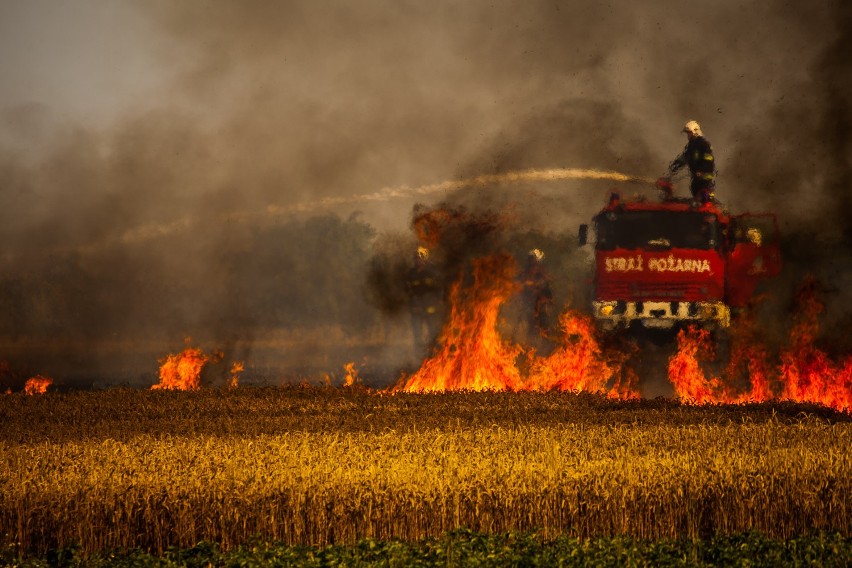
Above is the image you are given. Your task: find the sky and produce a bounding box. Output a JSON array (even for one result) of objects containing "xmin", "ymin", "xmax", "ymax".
[{"xmin": 0, "ymin": 0, "xmax": 850, "ymax": 383}]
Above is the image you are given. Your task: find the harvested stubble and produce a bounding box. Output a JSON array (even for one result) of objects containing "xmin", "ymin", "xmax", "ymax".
[{"xmin": 0, "ymin": 387, "xmax": 849, "ymax": 555}]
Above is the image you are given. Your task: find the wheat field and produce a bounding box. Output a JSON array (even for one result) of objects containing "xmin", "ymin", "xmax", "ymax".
[{"xmin": 0, "ymin": 388, "xmax": 849, "ymax": 556}]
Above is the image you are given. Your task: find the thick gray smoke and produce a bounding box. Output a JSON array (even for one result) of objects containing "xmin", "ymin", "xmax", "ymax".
[{"xmin": 0, "ymin": 0, "xmax": 849, "ymax": 387}]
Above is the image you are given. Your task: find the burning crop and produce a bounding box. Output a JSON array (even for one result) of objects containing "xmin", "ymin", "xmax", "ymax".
[
  {"xmin": 403, "ymin": 254, "xmax": 525, "ymax": 392},
  {"xmin": 399, "ymin": 204, "xmax": 640, "ymax": 396},
  {"xmin": 667, "ymin": 327, "xmax": 725, "ymax": 404},
  {"xmin": 399, "ymin": 252, "xmax": 638, "ymax": 397},
  {"xmin": 151, "ymin": 342, "xmax": 245, "ymax": 391},
  {"xmin": 402, "ymin": 261, "xmax": 851, "ymax": 411},
  {"xmin": 395, "ymin": 205, "xmax": 850, "ymax": 411},
  {"xmin": 529, "ymin": 310, "xmax": 638, "ymax": 398},
  {"xmin": 229, "ymin": 361, "xmax": 245, "ymax": 389},
  {"xmin": 666, "ymin": 280, "xmax": 851, "ymax": 411},
  {"xmin": 778, "ymin": 280, "xmax": 852, "ymax": 410},
  {"xmin": 23, "ymin": 375, "xmax": 53, "ymax": 395},
  {"xmin": 342, "ymin": 362, "xmax": 363, "ymax": 387},
  {"xmin": 151, "ymin": 343, "xmax": 211, "ymax": 391}
]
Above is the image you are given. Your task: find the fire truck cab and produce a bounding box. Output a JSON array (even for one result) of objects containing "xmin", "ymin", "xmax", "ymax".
[{"xmin": 579, "ymin": 188, "xmax": 781, "ymax": 332}]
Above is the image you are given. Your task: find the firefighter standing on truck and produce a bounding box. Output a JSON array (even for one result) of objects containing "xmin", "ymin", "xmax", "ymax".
[
  {"xmin": 669, "ymin": 120, "xmax": 716, "ymax": 203},
  {"xmin": 406, "ymin": 246, "xmax": 442, "ymax": 357}
]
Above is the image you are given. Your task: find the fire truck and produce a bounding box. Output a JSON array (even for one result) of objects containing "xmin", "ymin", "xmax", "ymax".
[{"xmin": 579, "ymin": 181, "xmax": 781, "ymax": 333}]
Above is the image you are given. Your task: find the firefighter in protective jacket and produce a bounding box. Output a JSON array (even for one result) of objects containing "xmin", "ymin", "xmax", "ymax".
[
  {"xmin": 669, "ymin": 120, "xmax": 716, "ymax": 202},
  {"xmin": 519, "ymin": 248, "xmax": 553, "ymax": 339},
  {"xmin": 406, "ymin": 246, "xmax": 443, "ymax": 357}
]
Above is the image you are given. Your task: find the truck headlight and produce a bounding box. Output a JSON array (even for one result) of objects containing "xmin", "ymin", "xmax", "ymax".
[{"xmin": 699, "ymin": 303, "xmax": 716, "ymax": 318}]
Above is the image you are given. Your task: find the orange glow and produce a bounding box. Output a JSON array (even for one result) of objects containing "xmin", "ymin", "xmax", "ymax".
[
  {"xmin": 1, "ymin": 360, "xmax": 15, "ymax": 395},
  {"xmin": 24, "ymin": 375, "xmax": 53, "ymax": 395},
  {"xmin": 152, "ymin": 344, "xmax": 208, "ymax": 391},
  {"xmin": 229, "ymin": 361, "xmax": 245, "ymax": 389}
]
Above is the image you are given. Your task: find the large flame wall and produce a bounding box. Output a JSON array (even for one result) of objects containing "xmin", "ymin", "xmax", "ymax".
[{"xmin": 402, "ymin": 256, "xmax": 850, "ymax": 412}]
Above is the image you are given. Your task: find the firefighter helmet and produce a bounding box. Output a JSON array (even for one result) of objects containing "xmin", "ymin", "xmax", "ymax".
[
  {"xmin": 683, "ymin": 120, "xmax": 703, "ymax": 137},
  {"xmin": 416, "ymin": 246, "xmax": 429, "ymax": 260},
  {"xmin": 529, "ymin": 248, "xmax": 544, "ymax": 261}
]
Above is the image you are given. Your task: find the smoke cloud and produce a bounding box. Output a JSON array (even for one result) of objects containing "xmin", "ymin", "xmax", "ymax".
[{"xmin": 0, "ymin": 0, "xmax": 849, "ymax": 386}]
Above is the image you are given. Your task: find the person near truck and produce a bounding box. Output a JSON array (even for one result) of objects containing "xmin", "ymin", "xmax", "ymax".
[
  {"xmin": 519, "ymin": 248, "xmax": 554, "ymax": 340},
  {"xmin": 668, "ymin": 120, "xmax": 717, "ymax": 203},
  {"xmin": 406, "ymin": 246, "xmax": 443, "ymax": 357}
]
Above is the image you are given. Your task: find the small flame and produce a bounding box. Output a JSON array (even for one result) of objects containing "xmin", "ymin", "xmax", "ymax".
[
  {"xmin": 152, "ymin": 344, "xmax": 209, "ymax": 391},
  {"xmin": 343, "ymin": 362, "xmax": 361, "ymax": 387},
  {"xmin": 229, "ymin": 361, "xmax": 245, "ymax": 389},
  {"xmin": 24, "ymin": 375, "xmax": 53, "ymax": 395}
]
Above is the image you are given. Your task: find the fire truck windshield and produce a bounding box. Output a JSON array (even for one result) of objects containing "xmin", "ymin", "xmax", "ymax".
[{"xmin": 594, "ymin": 210, "xmax": 718, "ymax": 251}]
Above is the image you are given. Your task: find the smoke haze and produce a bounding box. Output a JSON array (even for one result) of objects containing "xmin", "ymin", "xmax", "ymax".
[{"xmin": 0, "ymin": 0, "xmax": 849, "ymax": 386}]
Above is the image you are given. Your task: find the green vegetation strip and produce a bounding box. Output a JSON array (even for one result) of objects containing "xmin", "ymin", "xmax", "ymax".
[{"xmin": 5, "ymin": 531, "xmax": 851, "ymax": 567}]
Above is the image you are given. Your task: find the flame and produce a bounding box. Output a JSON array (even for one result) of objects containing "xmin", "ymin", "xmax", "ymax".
[
  {"xmin": 229, "ymin": 361, "xmax": 245, "ymax": 389},
  {"xmin": 726, "ymin": 303, "xmax": 773, "ymax": 403},
  {"xmin": 401, "ymin": 254, "xmax": 639, "ymax": 397},
  {"xmin": 667, "ymin": 327, "xmax": 725, "ymax": 403},
  {"xmin": 778, "ymin": 279, "xmax": 852, "ymax": 411},
  {"xmin": 404, "ymin": 254, "xmax": 524, "ymax": 392},
  {"xmin": 530, "ymin": 311, "xmax": 638, "ymax": 398},
  {"xmin": 666, "ymin": 279, "xmax": 851, "ymax": 411},
  {"xmin": 152, "ymin": 344, "xmax": 209, "ymax": 391},
  {"xmin": 398, "ymin": 249, "xmax": 847, "ymax": 410},
  {"xmin": 343, "ymin": 362, "xmax": 361, "ymax": 387},
  {"xmin": 23, "ymin": 375, "xmax": 53, "ymax": 395}
]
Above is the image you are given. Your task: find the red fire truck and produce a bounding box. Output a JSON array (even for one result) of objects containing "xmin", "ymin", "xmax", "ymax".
[{"xmin": 579, "ymin": 182, "xmax": 781, "ymax": 333}]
